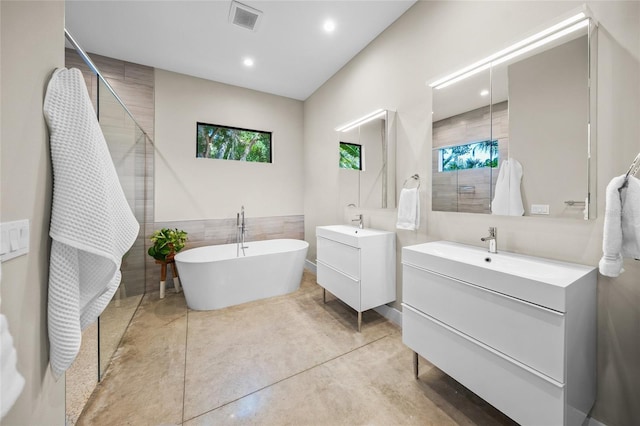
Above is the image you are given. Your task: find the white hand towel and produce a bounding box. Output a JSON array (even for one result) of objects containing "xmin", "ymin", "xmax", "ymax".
[
  {"xmin": 0, "ymin": 314, "xmax": 25, "ymax": 419},
  {"xmin": 43, "ymin": 68, "xmax": 139, "ymax": 379},
  {"xmin": 599, "ymin": 175, "xmax": 640, "ymax": 277},
  {"xmin": 396, "ymin": 187, "xmax": 420, "ymax": 230},
  {"xmin": 491, "ymin": 158, "xmax": 524, "ymax": 216}
]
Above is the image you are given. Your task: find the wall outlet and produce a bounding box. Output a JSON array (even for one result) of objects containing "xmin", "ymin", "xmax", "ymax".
[
  {"xmin": 531, "ymin": 204, "xmax": 550, "ymax": 215},
  {"xmin": 0, "ymin": 220, "xmax": 30, "ymax": 262}
]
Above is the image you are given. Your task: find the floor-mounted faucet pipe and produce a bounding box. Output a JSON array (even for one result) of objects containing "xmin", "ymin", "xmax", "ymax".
[{"xmin": 237, "ymin": 206, "xmax": 248, "ymax": 257}]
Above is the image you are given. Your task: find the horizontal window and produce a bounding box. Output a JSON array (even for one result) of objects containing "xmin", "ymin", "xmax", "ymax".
[{"xmin": 196, "ymin": 122, "xmax": 272, "ymax": 163}]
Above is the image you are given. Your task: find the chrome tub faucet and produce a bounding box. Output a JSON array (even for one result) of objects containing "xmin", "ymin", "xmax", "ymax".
[
  {"xmin": 237, "ymin": 206, "xmax": 248, "ymax": 256},
  {"xmin": 352, "ymin": 214, "xmax": 364, "ymax": 229}
]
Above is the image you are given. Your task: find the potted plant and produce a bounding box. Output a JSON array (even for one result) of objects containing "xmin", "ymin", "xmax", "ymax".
[{"xmin": 148, "ymin": 228, "xmax": 188, "ymax": 261}]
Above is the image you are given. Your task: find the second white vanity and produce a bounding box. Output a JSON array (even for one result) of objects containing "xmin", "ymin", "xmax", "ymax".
[
  {"xmin": 316, "ymin": 225, "xmax": 395, "ymax": 331},
  {"xmin": 402, "ymin": 241, "xmax": 596, "ymax": 426}
]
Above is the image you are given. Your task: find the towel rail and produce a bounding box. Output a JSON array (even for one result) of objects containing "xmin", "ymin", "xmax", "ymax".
[
  {"xmin": 403, "ymin": 174, "xmax": 420, "ymax": 190},
  {"xmin": 625, "ymin": 151, "xmax": 640, "ymax": 179}
]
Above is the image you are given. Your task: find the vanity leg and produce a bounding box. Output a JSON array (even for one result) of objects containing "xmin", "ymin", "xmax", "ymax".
[
  {"xmin": 357, "ymin": 311, "xmax": 362, "ymax": 332},
  {"xmin": 323, "ymin": 288, "xmax": 326, "ymax": 304},
  {"xmin": 413, "ymin": 351, "xmax": 419, "ymax": 379}
]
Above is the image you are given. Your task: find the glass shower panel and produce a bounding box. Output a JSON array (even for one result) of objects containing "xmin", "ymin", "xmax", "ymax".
[
  {"xmin": 96, "ymin": 78, "xmax": 145, "ymax": 378},
  {"xmin": 64, "ymin": 37, "xmax": 149, "ymax": 423}
]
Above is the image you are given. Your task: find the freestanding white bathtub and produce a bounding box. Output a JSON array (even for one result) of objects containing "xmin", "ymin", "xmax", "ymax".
[{"xmin": 174, "ymin": 239, "xmax": 309, "ymax": 310}]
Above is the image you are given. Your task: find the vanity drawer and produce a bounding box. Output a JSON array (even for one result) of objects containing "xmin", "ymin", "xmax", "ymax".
[
  {"xmin": 317, "ymin": 236, "xmax": 360, "ymax": 279},
  {"xmin": 403, "ymin": 264, "xmax": 565, "ymax": 382},
  {"xmin": 403, "ymin": 305, "xmax": 565, "ymax": 426},
  {"xmin": 317, "ymin": 261, "xmax": 361, "ymax": 311}
]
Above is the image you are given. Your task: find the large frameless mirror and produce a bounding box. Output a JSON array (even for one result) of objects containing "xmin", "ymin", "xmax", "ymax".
[
  {"xmin": 431, "ymin": 11, "xmax": 597, "ymax": 219},
  {"xmin": 337, "ymin": 109, "xmax": 396, "ymax": 209}
]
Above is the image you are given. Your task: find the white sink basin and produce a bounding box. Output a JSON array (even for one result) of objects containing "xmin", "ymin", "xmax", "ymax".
[
  {"xmin": 316, "ymin": 225, "xmax": 393, "ymax": 248},
  {"xmin": 402, "ymin": 241, "xmax": 596, "ymax": 312}
]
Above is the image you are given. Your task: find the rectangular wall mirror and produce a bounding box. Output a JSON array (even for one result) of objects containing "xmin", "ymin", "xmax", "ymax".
[
  {"xmin": 431, "ymin": 12, "xmax": 597, "ymax": 219},
  {"xmin": 337, "ymin": 109, "xmax": 396, "ymax": 209}
]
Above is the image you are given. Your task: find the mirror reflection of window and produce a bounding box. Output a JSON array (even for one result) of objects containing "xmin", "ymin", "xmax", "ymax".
[
  {"xmin": 336, "ymin": 109, "xmax": 396, "ymax": 209},
  {"xmin": 439, "ymin": 140, "xmax": 498, "ymax": 172},
  {"xmin": 339, "ymin": 142, "xmax": 363, "ymax": 171}
]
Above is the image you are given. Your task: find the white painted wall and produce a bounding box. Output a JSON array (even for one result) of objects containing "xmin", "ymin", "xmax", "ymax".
[
  {"xmin": 0, "ymin": 1, "xmax": 66, "ymax": 424},
  {"xmin": 303, "ymin": 2, "xmax": 640, "ymax": 425},
  {"xmin": 154, "ymin": 69, "xmax": 304, "ymax": 221}
]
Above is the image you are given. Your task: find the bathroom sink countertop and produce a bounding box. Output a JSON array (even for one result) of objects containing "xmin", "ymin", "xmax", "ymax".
[
  {"xmin": 402, "ymin": 241, "xmax": 596, "ymax": 312},
  {"xmin": 317, "ymin": 225, "xmax": 394, "ymax": 247}
]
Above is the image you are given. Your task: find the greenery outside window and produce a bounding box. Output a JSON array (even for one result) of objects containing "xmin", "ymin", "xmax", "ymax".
[
  {"xmin": 438, "ymin": 140, "xmax": 498, "ymax": 172},
  {"xmin": 339, "ymin": 142, "xmax": 362, "ymax": 170},
  {"xmin": 197, "ymin": 122, "xmax": 272, "ymax": 163}
]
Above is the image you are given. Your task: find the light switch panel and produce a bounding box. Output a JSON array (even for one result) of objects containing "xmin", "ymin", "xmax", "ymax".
[
  {"xmin": 531, "ymin": 204, "xmax": 550, "ymax": 215},
  {"xmin": 9, "ymin": 228, "xmax": 19, "ymax": 251},
  {"xmin": 0, "ymin": 220, "xmax": 29, "ymax": 262}
]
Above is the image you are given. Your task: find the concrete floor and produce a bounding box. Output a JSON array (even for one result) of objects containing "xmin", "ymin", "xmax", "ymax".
[
  {"xmin": 66, "ymin": 292, "xmax": 143, "ymax": 426},
  {"xmin": 76, "ymin": 271, "xmax": 516, "ymax": 425}
]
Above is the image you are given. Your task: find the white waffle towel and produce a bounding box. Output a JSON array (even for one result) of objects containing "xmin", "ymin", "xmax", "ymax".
[
  {"xmin": 43, "ymin": 68, "xmax": 139, "ymax": 379},
  {"xmin": 599, "ymin": 175, "xmax": 640, "ymax": 277}
]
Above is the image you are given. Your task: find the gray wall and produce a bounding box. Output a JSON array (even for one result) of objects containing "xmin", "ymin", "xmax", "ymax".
[
  {"xmin": 0, "ymin": 1, "xmax": 66, "ymax": 424},
  {"xmin": 303, "ymin": 2, "xmax": 640, "ymax": 425},
  {"xmin": 154, "ymin": 69, "xmax": 304, "ymax": 222},
  {"xmin": 150, "ymin": 69, "xmax": 306, "ymax": 293}
]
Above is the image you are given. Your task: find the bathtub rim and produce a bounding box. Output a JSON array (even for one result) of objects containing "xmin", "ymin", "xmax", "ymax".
[{"xmin": 174, "ymin": 238, "xmax": 309, "ymax": 264}]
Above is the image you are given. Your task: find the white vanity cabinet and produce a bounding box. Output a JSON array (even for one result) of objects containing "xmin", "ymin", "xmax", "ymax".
[
  {"xmin": 402, "ymin": 241, "xmax": 596, "ymax": 426},
  {"xmin": 316, "ymin": 225, "xmax": 395, "ymax": 331}
]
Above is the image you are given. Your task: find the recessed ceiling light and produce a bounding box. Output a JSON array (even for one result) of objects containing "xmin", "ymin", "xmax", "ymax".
[
  {"xmin": 480, "ymin": 89, "xmax": 489, "ymax": 97},
  {"xmin": 243, "ymin": 58, "xmax": 254, "ymax": 67},
  {"xmin": 323, "ymin": 19, "xmax": 336, "ymax": 33}
]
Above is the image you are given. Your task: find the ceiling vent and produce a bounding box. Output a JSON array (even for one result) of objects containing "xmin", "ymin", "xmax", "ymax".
[{"xmin": 229, "ymin": 1, "xmax": 263, "ymax": 32}]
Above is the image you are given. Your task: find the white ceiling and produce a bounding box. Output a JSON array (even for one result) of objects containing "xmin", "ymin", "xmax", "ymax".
[{"xmin": 65, "ymin": 0, "xmax": 416, "ymax": 101}]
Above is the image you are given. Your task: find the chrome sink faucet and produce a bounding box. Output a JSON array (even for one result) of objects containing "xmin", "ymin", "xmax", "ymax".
[
  {"xmin": 352, "ymin": 214, "xmax": 363, "ymax": 229},
  {"xmin": 481, "ymin": 227, "xmax": 498, "ymax": 253}
]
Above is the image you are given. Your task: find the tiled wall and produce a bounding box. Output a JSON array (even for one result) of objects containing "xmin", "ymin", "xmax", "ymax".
[
  {"xmin": 432, "ymin": 101, "xmax": 508, "ymax": 214},
  {"xmin": 65, "ymin": 49, "xmax": 155, "ymax": 139},
  {"xmin": 66, "ymin": 49, "xmax": 305, "ymax": 295}
]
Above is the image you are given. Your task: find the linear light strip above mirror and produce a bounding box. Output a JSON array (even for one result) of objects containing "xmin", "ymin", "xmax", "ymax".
[
  {"xmin": 429, "ymin": 10, "xmax": 590, "ymax": 90},
  {"xmin": 491, "ymin": 19, "xmax": 589, "ymax": 68},
  {"xmin": 335, "ymin": 109, "xmax": 386, "ymax": 132}
]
